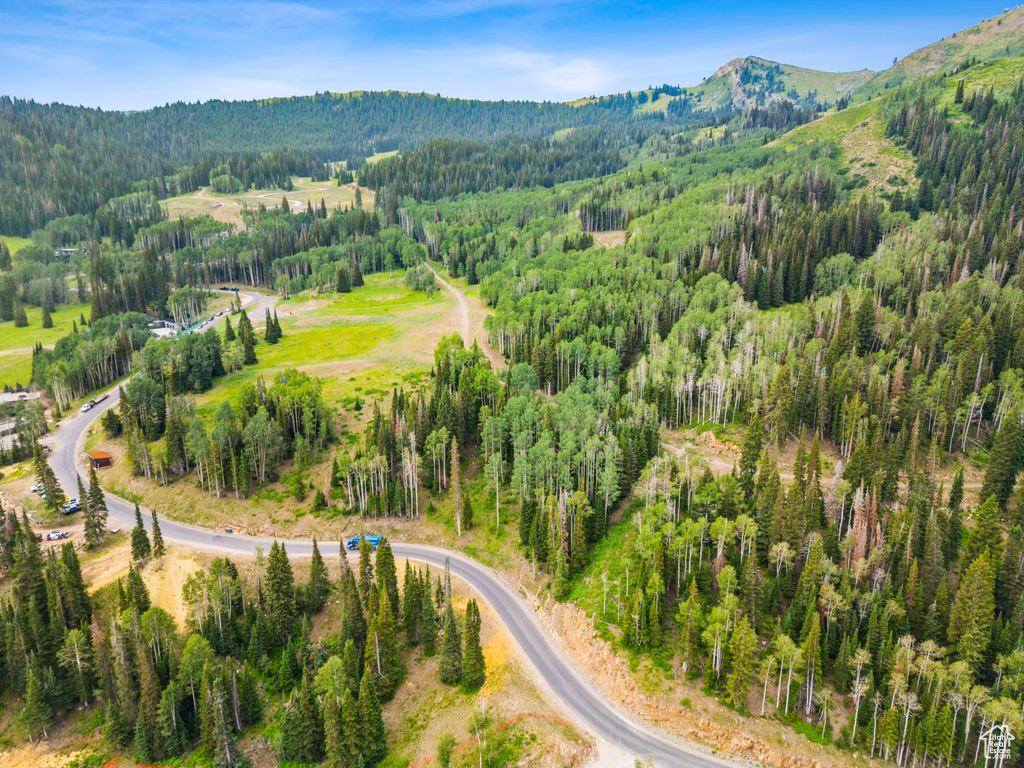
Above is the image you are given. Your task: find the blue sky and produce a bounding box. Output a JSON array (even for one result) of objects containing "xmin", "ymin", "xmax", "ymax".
[{"xmin": 0, "ymin": 1, "xmax": 1008, "ymax": 109}]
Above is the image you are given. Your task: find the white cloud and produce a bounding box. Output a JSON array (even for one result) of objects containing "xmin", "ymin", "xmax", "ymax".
[{"xmin": 468, "ymin": 48, "xmax": 613, "ymax": 95}]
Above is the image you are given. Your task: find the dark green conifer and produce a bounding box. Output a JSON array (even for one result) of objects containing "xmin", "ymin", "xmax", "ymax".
[
  {"xmin": 439, "ymin": 597, "xmax": 462, "ymax": 684},
  {"xmin": 130, "ymin": 503, "xmax": 151, "ymax": 561},
  {"xmin": 126, "ymin": 564, "xmax": 151, "ymax": 612},
  {"xmin": 305, "ymin": 537, "xmax": 330, "ymax": 614},
  {"xmin": 265, "ymin": 540, "xmax": 297, "ymax": 644},
  {"xmin": 150, "ymin": 508, "xmax": 165, "ymax": 559},
  {"xmin": 358, "ymin": 665, "xmax": 386, "ymax": 764},
  {"xmin": 462, "ymin": 599, "xmax": 485, "ymax": 691},
  {"xmin": 376, "ymin": 538, "xmax": 399, "ymax": 619}
]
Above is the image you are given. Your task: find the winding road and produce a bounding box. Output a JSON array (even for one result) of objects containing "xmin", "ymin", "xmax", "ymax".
[{"xmin": 41, "ymin": 297, "xmax": 741, "ymax": 768}]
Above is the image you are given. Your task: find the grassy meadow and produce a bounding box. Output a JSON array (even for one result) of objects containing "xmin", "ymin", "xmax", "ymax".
[
  {"xmin": 161, "ymin": 175, "xmax": 376, "ymax": 227},
  {"xmin": 0, "ymin": 301, "xmax": 91, "ymax": 387}
]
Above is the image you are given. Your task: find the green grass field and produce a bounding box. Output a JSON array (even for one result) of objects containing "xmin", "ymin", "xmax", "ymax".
[
  {"xmin": 365, "ymin": 150, "xmax": 399, "ymax": 164},
  {"xmin": 778, "ymin": 100, "xmax": 879, "ymax": 147},
  {"xmin": 0, "ymin": 236, "xmax": 31, "ymax": 254},
  {"xmin": 196, "ymin": 271, "xmax": 450, "ymax": 417},
  {"xmin": 940, "ymin": 57, "xmax": 1024, "ymax": 111},
  {"xmin": 775, "ymin": 99, "xmax": 914, "ymax": 193},
  {"xmin": 161, "ymin": 176, "xmax": 374, "ymax": 227},
  {"xmin": 0, "ymin": 301, "xmax": 91, "ymax": 387}
]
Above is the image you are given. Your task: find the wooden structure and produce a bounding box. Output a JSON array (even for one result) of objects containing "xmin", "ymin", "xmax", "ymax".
[{"xmin": 86, "ymin": 451, "xmax": 113, "ymax": 468}]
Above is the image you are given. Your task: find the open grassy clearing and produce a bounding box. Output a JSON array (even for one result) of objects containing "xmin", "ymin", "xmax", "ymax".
[
  {"xmin": 0, "ymin": 235, "xmax": 32, "ymax": 254},
  {"xmin": 0, "ymin": 301, "xmax": 91, "ymax": 387},
  {"xmin": 365, "ymin": 150, "xmax": 400, "ymax": 164},
  {"xmin": 193, "ymin": 270, "xmax": 453, "ymax": 413},
  {"xmin": 161, "ymin": 175, "xmax": 376, "ymax": 227},
  {"xmin": 939, "ymin": 56, "xmax": 1024, "ymax": 112},
  {"xmin": 775, "ymin": 99, "xmax": 915, "ymax": 193}
]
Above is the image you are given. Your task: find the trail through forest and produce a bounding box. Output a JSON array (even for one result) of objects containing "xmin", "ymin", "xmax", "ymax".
[{"xmin": 428, "ymin": 263, "xmax": 503, "ymax": 368}]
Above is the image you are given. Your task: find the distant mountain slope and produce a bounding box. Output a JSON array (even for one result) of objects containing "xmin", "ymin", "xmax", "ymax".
[
  {"xmin": 856, "ymin": 7, "xmax": 1024, "ymax": 99},
  {"xmin": 588, "ymin": 57, "xmax": 873, "ymax": 115},
  {"xmin": 687, "ymin": 57, "xmax": 874, "ymax": 110}
]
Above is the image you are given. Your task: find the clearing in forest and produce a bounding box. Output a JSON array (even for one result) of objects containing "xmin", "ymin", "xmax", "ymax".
[{"xmin": 161, "ymin": 176, "xmax": 375, "ymax": 227}]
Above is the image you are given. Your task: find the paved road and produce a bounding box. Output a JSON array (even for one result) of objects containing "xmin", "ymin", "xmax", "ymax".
[{"xmin": 46, "ymin": 374, "xmax": 741, "ymax": 768}]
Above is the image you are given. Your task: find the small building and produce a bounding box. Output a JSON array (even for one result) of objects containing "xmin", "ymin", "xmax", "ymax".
[{"xmin": 86, "ymin": 451, "xmax": 113, "ymax": 468}]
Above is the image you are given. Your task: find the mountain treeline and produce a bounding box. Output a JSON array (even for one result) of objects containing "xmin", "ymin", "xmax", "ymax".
[
  {"xmin": 0, "ymin": 90, "xmax": 685, "ymax": 236},
  {"xmin": 360, "ymin": 131, "xmax": 628, "ymax": 203}
]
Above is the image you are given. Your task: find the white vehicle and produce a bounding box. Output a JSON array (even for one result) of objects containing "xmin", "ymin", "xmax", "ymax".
[
  {"xmin": 46, "ymin": 531, "xmax": 68, "ymax": 541},
  {"xmin": 29, "ymin": 483, "xmax": 43, "ymax": 492},
  {"xmin": 80, "ymin": 402, "xmax": 93, "ymax": 412}
]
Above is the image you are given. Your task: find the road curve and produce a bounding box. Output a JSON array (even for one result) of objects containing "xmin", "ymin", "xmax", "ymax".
[{"xmin": 47, "ymin": 386, "xmax": 739, "ymax": 768}]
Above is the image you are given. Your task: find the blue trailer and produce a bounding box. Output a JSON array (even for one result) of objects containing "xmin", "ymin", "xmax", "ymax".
[{"xmin": 346, "ymin": 535, "xmax": 382, "ymax": 550}]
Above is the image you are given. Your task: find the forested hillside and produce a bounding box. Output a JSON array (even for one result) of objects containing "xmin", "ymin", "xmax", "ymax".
[{"xmin": 0, "ymin": 91, "xmax": 682, "ymax": 237}]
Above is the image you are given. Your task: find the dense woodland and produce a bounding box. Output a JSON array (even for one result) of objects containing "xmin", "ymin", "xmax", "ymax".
[{"xmin": 4, "ymin": 37, "xmax": 1024, "ymax": 768}]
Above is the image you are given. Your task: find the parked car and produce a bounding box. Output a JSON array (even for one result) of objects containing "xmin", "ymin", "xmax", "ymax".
[
  {"xmin": 46, "ymin": 531, "xmax": 68, "ymax": 541},
  {"xmin": 62, "ymin": 499, "xmax": 82, "ymax": 514},
  {"xmin": 346, "ymin": 535, "xmax": 382, "ymax": 550},
  {"xmin": 29, "ymin": 483, "xmax": 43, "ymax": 493},
  {"xmin": 80, "ymin": 402, "xmax": 93, "ymax": 412}
]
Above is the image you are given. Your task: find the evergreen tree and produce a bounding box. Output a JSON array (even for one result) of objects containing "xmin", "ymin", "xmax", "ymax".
[
  {"xmin": 439, "ymin": 597, "xmax": 462, "ymax": 684},
  {"xmin": 402, "ymin": 560, "xmax": 420, "ymax": 641},
  {"xmin": 305, "ymin": 537, "xmax": 330, "ymax": 614},
  {"xmin": 358, "ymin": 664, "xmax": 387, "ymax": 764},
  {"xmin": 324, "ymin": 689, "xmax": 344, "ymax": 768},
  {"xmin": 420, "ymin": 580, "xmax": 438, "ymax": 656},
  {"xmin": 358, "ymin": 536, "xmax": 374, "ymax": 604},
  {"xmin": 158, "ymin": 681, "xmax": 186, "ymax": 758},
  {"xmin": 376, "ymin": 538, "xmax": 399, "ymax": 619},
  {"xmin": 133, "ymin": 651, "xmax": 161, "ymax": 762},
  {"xmin": 727, "ymin": 615, "xmax": 757, "ymax": 708},
  {"xmin": 238, "ymin": 664, "xmax": 262, "ymax": 726},
  {"xmin": 964, "ymin": 496, "xmax": 1003, "ymax": 567},
  {"xmin": 949, "ymin": 467, "xmax": 964, "ymax": 511},
  {"xmin": 947, "ymin": 552, "xmax": 996, "ymax": 675},
  {"xmin": 14, "ymin": 302, "xmax": 27, "ymax": 327},
  {"xmin": 130, "ymin": 503, "xmax": 151, "ymax": 561},
  {"xmin": 263, "ymin": 308, "xmax": 273, "ymax": 342},
  {"xmin": 265, "ymin": 541, "xmax": 297, "ymax": 644},
  {"xmin": 238, "ymin": 309, "xmax": 257, "ymax": 365},
  {"xmin": 340, "ymin": 687, "xmax": 361, "ymax": 766},
  {"xmin": 801, "ymin": 613, "xmax": 822, "ymax": 715},
  {"xmin": 981, "ymin": 414, "xmax": 1023, "ymax": 507},
  {"xmin": 451, "ymin": 437, "xmax": 467, "ymax": 535},
  {"xmin": 223, "ymin": 315, "xmax": 235, "ymax": 342},
  {"xmin": 84, "ymin": 464, "xmax": 108, "ymax": 548},
  {"xmin": 462, "ymin": 598, "xmax": 485, "ymax": 691},
  {"xmin": 280, "ymin": 670, "xmax": 325, "ymax": 764},
  {"xmin": 126, "ymin": 564, "xmax": 151, "ymax": 612},
  {"xmin": 40, "ymin": 305, "xmax": 52, "ymax": 329},
  {"xmin": 150, "ymin": 508, "xmax": 165, "ymax": 558},
  {"xmin": 739, "ymin": 413, "xmax": 762, "ymax": 500},
  {"xmin": 19, "ymin": 664, "xmax": 51, "ymax": 741}
]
